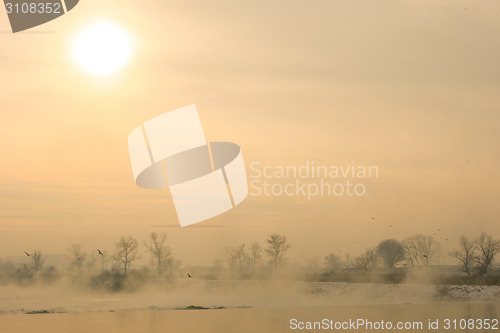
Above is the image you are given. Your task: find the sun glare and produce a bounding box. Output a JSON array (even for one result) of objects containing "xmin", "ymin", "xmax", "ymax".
[{"xmin": 72, "ymin": 21, "xmax": 133, "ymax": 75}]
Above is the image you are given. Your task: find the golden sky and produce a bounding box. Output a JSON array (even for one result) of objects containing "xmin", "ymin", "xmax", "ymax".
[{"xmin": 0, "ymin": 0, "xmax": 499, "ymax": 265}]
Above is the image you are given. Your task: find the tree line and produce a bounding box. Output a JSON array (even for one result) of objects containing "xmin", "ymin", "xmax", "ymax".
[
  {"xmin": 2, "ymin": 231, "xmax": 500, "ymax": 289},
  {"xmin": 223, "ymin": 233, "xmax": 291, "ymax": 276},
  {"xmin": 317, "ymin": 232, "xmax": 500, "ymax": 279}
]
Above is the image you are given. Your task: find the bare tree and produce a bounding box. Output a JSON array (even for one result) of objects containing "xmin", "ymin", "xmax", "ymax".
[
  {"xmin": 354, "ymin": 247, "xmax": 378, "ymax": 271},
  {"xmin": 365, "ymin": 247, "xmax": 378, "ymax": 268},
  {"xmin": 474, "ymin": 233, "xmax": 500, "ymax": 276},
  {"xmin": 354, "ymin": 254, "xmax": 370, "ymax": 270},
  {"xmin": 449, "ymin": 236, "xmax": 476, "ymax": 278},
  {"xmin": 113, "ymin": 235, "xmax": 139, "ymax": 276},
  {"xmin": 68, "ymin": 244, "xmax": 87, "ymax": 274},
  {"xmin": 225, "ymin": 244, "xmax": 248, "ymax": 274},
  {"xmin": 249, "ymin": 242, "xmax": 262, "ymax": 273},
  {"xmin": 377, "ymin": 239, "xmax": 405, "ymax": 268},
  {"xmin": 225, "ymin": 247, "xmax": 238, "ymax": 273},
  {"xmin": 403, "ymin": 234, "xmax": 440, "ymax": 265},
  {"xmin": 324, "ymin": 253, "xmax": 342, "ymax": 272},
  {"xmin": 266, "ymin": 234, "xmax": 291, "ymax": 269},
  {"xmin": 144, "ymin": 232, "xmax": 172, "ymax": 276},
  {"xmin": 403, "ymin": 237, "xmax": 419, "ymax": 266},
  {"xmin": 30, "ymin": 250, "xmax": 45, "ymax": 273}
]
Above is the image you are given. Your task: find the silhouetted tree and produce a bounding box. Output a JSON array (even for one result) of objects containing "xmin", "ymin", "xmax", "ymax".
[
  {"xmin": 474, "ymin": 233, "xmax": 500, "ymax": 276},
  {"xmin": 113, "ymin": 235, "xmax": 139, "ymax": 276},
  {"xmin": 144, "ymin": 232, "xmax": 172, "ymax": 276},
  {"xmin": 403, "ymin": 234, "xmax": 440, "ymax": 265},
  {"xmin": 324, "ymin": 253, "xmax": 342, "ymax": 272},
  {"xmin": 30, "ymin": 250, "xmax": 45, "ymax": 273},
  {"xmin": 354, "ymin": 247, "xmax": 378, "ymax": 271},
  {"xmin": 449, "ymin": 236, "xmax": 476, "ymax": 278},
  {"xmin": 266, "ymin": 234, "xmax": 291, "ymax": 269},
  {"xmin": 68, "ymin": 244, "xmax": 87, "ymax": 274},
  {"xmin": 377, "ymin": 239, "xmax": 405, "ymax": 268},
  {"xmin": 249, "ymin": 242, "xmax": 262, "ymax": 273},
  {"xmin": 225, "ymin": 244, "xmax": 248, "ymax": 274}
]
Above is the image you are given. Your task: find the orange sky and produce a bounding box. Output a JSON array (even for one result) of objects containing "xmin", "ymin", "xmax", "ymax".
[{"xmin": 0, "ymin": 0, "xmax": 499, "ymax": 266}]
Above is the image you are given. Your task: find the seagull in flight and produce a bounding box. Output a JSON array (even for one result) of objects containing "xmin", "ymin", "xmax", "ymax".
[
  {"xmin": 97, "ymin": 249, "xmax": 103, "ymax": 255},
  {"xmin": 187, "ymin": 273, "xmax": 192, "ymax": 278}
]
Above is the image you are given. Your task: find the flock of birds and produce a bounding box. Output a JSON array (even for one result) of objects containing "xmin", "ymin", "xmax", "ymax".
[{"xmin": 369, "ymin": 217, "xmax": 450, "ymax": 242}]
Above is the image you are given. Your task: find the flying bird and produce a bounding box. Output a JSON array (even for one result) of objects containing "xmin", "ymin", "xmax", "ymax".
[
  {"xmin": 423, "ymin": 255, "xmax": 428, "ymax": 259},
  {"xmin": 24, "ymin": 251, "xmax": 31, "ymax": 256},
  {"xmin": 187, "ymin": 273, "xmax": 192, "ymax": 278},
  {"xmin": 97, "ymin": 249, "xmax": 103, "ymax": 255}
]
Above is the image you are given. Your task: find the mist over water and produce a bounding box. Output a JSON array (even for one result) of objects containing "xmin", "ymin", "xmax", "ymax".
[{"xmin": 1, "ymin": 275, "xmax": 500, "ymax": 316}]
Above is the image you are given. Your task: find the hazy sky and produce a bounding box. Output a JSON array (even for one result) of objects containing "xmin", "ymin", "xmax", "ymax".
[{"xmin": 0, "ymin": 0, "xmax": 499, "ymax": 266}]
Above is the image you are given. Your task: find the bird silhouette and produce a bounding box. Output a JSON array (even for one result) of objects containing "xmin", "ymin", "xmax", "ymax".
[
  {"xmin": 423, "ymin": 254, "xmax": 428, "ymax": 259},
  {"xmin": 24, "ymin": 251, "xmax": 31, "ymax": 257},
  {"xmin": 97, "ymin": 249, "xmax": 103, "ymax": 255},
  {"xmin": 187, "ymin": 273, "xmax": 192, "ymax": 278}
]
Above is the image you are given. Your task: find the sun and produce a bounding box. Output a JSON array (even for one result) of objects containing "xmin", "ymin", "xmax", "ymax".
[{"xmin": 72, "ymin": 21, "xmax": 133, "ymax": 75}]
